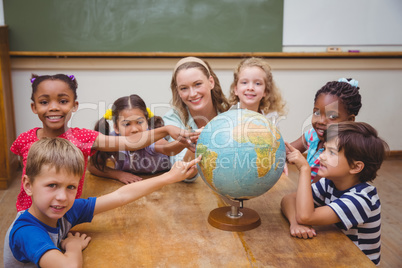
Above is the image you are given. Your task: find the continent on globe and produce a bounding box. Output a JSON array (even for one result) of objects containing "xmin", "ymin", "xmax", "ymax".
[
  {"xmin": 196, "ymin": 144, "xmax": 218, "ymax": 187},
  {"xmin": 232, "ymin": 119, "xmax": 279, "ymax": 178},
  {"xmin": 196, "ymin": 109, "xmax": 286, "ymax": 200}
]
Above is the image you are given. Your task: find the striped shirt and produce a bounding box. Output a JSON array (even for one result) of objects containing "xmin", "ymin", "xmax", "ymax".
[{"xmin": 312, "ymin": 178, "xmax": 381, "ymax": 265}]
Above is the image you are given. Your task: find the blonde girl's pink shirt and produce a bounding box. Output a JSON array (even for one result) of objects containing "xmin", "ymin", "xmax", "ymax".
[{"xmin": 10, "ymin": 127, "xmax": 99, "ymax": 211}]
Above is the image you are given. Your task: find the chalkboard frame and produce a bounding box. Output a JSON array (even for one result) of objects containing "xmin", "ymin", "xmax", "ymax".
[
  {"xmin": 8, "ymin": 51, "xmax": 402, "ymax": 59},
  {"xmin": 4, "ymin": 0, "xmax": 284, "ymax": 53}
]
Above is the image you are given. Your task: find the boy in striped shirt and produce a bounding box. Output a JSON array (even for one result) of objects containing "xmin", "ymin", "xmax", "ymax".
[{"xmin": 281, "ymin": 122, "xmax": 388, "ymax": 265}]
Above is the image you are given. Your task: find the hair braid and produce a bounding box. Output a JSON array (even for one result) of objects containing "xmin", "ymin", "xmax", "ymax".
[{"xmin": 314, "ymin": 79, "xmax": 362, "ymax": 116}]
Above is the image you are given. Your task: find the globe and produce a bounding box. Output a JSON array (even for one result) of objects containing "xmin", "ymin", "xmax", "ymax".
[
  {"xmin": 196, "ymin": 109, "xmax": 286, "ymax": 200},
  {"xmin": 195, "ymin": 109, "xmax": 286, "ymax": 231}
]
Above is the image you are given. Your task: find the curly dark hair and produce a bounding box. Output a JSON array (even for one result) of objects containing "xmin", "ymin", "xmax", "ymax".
[
  {"xmin": 314, "ymin": 78, "xmax": 362, "ymax": 116},
  {"xmin": 31, "ymin": 74, "xmax": 78, "ymax": 101}
]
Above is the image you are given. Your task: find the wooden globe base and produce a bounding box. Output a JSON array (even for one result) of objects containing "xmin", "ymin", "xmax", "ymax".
[{"xmin": 208, "ymin": 206, "xmax": 261, "ymax": 232}]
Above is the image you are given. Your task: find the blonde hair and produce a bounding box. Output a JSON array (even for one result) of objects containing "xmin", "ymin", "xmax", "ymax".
[
  {"xmin": 229, "ymin": 57, "xmax": 286, "ymax": 116},
  {"xmin": 26, "ymin": 138, "xmax": 85, "ymax": 181},
  {"xmin": 170, "ymin": 58, "xmax": 229, "ymax": 127}
]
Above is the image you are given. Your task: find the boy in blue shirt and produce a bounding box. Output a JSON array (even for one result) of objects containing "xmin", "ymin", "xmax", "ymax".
[
  {"xmin": 281, "ymin": 122, "xmax": 387, "ymax": 265},
  {"xmin": 4, "ymin": 137, "xmax": 200, "ymax": 267}
]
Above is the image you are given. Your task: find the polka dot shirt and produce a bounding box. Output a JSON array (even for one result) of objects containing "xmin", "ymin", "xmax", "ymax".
[{"xmin": 11, "ymin": 127, "xmax": 99, "ymax": 212}]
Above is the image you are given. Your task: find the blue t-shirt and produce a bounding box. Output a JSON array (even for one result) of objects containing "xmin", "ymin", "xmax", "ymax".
[{"xmin": 4, "ymin": 197, "xmax": 96, "ymax": 267}]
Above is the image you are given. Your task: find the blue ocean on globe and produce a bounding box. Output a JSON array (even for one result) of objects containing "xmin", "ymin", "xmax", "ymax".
[{"xmin": 196, "ymin": 109, "xmax": 286, "ymax": 200}]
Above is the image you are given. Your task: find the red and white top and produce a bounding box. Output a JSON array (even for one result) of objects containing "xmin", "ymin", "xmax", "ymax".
[{"xmin": 11, "ymin": 127, "xmax": 99, "ymax": 211}]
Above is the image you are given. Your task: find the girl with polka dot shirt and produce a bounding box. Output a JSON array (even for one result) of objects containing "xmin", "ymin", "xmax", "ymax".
[{"xmin": 11, "ymin": 74, "xmax": 198, "ymax": 211}]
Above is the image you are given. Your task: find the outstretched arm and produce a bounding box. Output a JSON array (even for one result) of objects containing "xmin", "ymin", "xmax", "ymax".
[
  {"xmin": 154, "ymin": 127, "xmax": 202, "ymax": 155},
  {"xmin": 93, "ymin": 156, "xmax": 202, "ymax": 215},
  {"xmin": 154, "ymin": 138, "xmax": 187, "ymax": 156},
  {"xmin": 289, "ymin": 135, "xmax": 307, "ymax": 154},
  {"xmin": 93, "ymin": 125, "xmax": 198, "ymax": 152}
]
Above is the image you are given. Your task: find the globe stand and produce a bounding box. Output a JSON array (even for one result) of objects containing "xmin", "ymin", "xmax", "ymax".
[{"xmin": 207, "ymin": 200, "xmax": 261, "ymax": 232}]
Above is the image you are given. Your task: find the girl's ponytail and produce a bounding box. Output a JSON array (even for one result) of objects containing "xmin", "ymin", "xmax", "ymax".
[
  {"xmin": 91, "ymin": 117, "xmax": 114, "ymax": 171},
  {"xmin": 148, "ymin": 115, "xmax": 164, "ymax": 129},
  {"xmin": 95, "ymin": 117, "xmax": 110, "ymax": 135}
]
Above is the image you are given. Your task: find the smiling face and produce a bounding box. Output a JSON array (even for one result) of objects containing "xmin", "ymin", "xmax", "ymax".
[
  {"xmin": 24, "ymin": 165, "xmax": 80, "ymax": 227},
  {"xmin": 312, "ymin": 93, "xmax": 354, "ymax": 141},
  {"xmin": 114, "ymin": 108, "xmax": 149, "ymax": 136},
  {"xmin": 175, "ymin": 67, "xmax": 215, "ymax": 116},
  {"xmin": 31, "ymin": 80, "xmax": 78, "ymax": 137},
  {"xmin": 234, "ymin": 66, "xmax": 267, "ymax": 112}
]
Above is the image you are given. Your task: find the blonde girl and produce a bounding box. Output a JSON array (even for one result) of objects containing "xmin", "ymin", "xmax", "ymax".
[{"xmin": 229, "ymin": 57, "xmax": 286, "ymax": 125}]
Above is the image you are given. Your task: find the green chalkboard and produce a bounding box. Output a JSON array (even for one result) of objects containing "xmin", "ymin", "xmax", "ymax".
[{"xmin": 4, "ymin": 0, "xmax": 283, "ymax": 53}]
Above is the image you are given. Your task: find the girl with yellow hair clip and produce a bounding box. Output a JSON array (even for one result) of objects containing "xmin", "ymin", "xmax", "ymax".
[
  {"xmin": 89, "ymin": 94, "xmax": 190, "ymax": 184},
  {"xmin": 11, "ymin": 75, "xmax": 197, "ymax": 212}
]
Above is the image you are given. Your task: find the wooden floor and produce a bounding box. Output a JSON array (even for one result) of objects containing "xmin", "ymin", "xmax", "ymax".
[{"xmin": 1, "ymin": 158, "xmax": 401, "ymax": 267}]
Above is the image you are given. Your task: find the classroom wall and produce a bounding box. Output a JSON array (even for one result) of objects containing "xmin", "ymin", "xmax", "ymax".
[
  {"xmin": 10, "ymin": 57, "xmax": 402, "ymax": 151},
  {"xmin": 0, "ymin": 0, "xmax": 4, "ymax": 26},
  {"xmin": 283, "ymin": 0, "xmax": 402, "ymax": 52}
]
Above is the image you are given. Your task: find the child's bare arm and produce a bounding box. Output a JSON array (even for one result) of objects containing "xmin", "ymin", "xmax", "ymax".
[
  {"xmin": 93, "ymin": 125, "xmax": 198, "ymax": 152},
  {"xmin": 88, "ymin": 160, "xmax": 142, "ymax": 184},
  {"xmin": 286, "ymin": 142, "xmax": 310, "ymax": 172},
  {"xmin": 286, "ymin": 142, "xmax": 340, "ymax": 226},
  {"xmin": 93, "ymin": 156, "xmax": 202, "ymax": 215},
  {"xmin": 154, "ymin": 126, "xmax": 202, "ymax": 155},
  {"xmin": 176, "ymin": 147, "xmax": 200, "ymax": 178},
  {"xmin": 281, "ymin": 193, "xmax": 316, "ymax": 239},
  {"xmin": 38, "ymin": 232, "xmax": 91, "ymax": 268},
  {"xmin": 289, "ymin": 135, "xmax": 307, "ymax": 154},
  {"xmin": 154, "ymin": 138, "xmax": 187, "ymax": 156},
  {"xmin": 282, "ymin": 135, "xmax": 306, "ymax": 176}
]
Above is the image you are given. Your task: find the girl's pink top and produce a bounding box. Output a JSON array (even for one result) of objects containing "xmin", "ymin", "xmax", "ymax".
[{"xmin": 11, "ymin": 127, "xmax": 99, "ymax": 211}]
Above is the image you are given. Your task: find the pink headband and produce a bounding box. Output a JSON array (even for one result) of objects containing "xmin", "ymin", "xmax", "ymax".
[{"xmin": 173, "ymin": 57, "xmax": 210, "ymax": 76}]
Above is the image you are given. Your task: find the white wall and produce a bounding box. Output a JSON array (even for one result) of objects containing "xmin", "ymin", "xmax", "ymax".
[
  {"xmin": 10, "ymin": 57, "xmax": 402, "ymax": 151},
  {"xmin": 0, "ymin": 0, "xmax": 4, "ymax": 26},
  {"xmin": 283, "ymin": 0, "xmax": 402, "ymax": 52}
]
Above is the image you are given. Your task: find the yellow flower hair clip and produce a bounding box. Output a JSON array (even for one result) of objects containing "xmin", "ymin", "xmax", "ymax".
[
  {"xmin": 146, "ymin": 107, "xmax": 154, "ymax": 118},
  {"xmin": 103, "ymin": 109, "xmax": 113, "ymax": 120}
]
